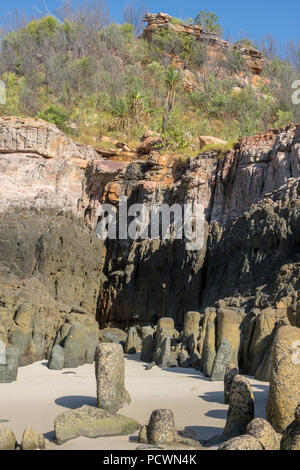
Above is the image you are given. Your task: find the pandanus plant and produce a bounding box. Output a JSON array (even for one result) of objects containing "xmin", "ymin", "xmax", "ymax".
[{"xmin": 162, "ymin": 65, "xmax": 180, "ymax": 132}]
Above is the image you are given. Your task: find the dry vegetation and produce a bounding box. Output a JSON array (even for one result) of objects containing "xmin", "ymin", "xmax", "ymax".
[{"xmin": 0, "ymin": 1, "xmax": 299, "ymax": 153}]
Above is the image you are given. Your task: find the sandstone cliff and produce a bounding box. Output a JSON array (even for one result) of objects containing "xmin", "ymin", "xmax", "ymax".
[{"xmin": 1, "ymin": 117, "xmax": 300, "ymax": 379}]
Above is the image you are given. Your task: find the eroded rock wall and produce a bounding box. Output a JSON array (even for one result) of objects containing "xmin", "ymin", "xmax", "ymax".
[
  {"xmin": 1, "ymin": 117, "xmax": 300, "ymax": 377},
  {"xmin": 0, "ymin": 118, "xmax": 103, "ymax": 366}
]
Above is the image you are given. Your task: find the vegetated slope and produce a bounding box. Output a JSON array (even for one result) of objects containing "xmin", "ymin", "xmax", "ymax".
[{"xmin": 0, "ymin": 8, "xmax": 299, "ymax": 153}]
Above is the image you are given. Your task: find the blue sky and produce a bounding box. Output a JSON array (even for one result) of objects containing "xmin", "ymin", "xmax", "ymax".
[{"xmin": 1, "ymin": 0, "xmax": 299, "ymax": 46}]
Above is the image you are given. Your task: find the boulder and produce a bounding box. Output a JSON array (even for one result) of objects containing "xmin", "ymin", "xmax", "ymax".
[
  {"xmin": 280, "ymin": 404, "xmax": 300, "ymax": 450},
  {"xmin": 147, "ymin": 409, "xmax": 176, "ymax": 445},
  {"xmin": 100, "ymin": 328, "xmax": 127, "ymax": 346},
  {"xmin": 63, "ymin": 323, "xmax": 88, "ymax": 368},
  {"xmin": 0, "ymin": 347, "xmax": 18, "ymax": 383},
  {"xmin": 266, "ymin": 326, "xmax": 300, "ymax": 433},
  {"xmin": 124, "ymin": 327, "xmax": 141, "ymax": 354},
  {"xmin": 48, "ymin": 344, "xmax": 64, "ymax": 370},
  {"xmin": 224, "ymin": 363, "xmax": 239, "ymax": 404},
  {"xmin": 216, "ymin": 309, "xmax": 241, "ymax": 366},
  {"xmin": 156, "ymin": 318, "xmax": 174, "ymax": 339},
  {"xmin": 177, "ymin": 348, "xmax": 190, "ymax": 367},
  {"xmin": 199, "ymin": 136, "xmax": 228, "ymax": 150},
  {"xmin": 54, "ymin": 405, "xmax": 140, "ymax": 445},
  {"xmin": 153, "ymin": 334, "xmax": 177, "ymax": 369},
  {"xmin": 95, "ymin": 343, "xmax": 131, "ymax": 412},
  {"xmin": 152, "ymin": 318, "xmax": 178, "ymax": 369},
  {"xmin": 210, "ymin": 338, "xmax": 232, "ymax": 382},
  {"xmin": 246, "ymin": 418, "xmax": 280, "ymax": 450},
  {"xmin": 138, "ymin": 425, "xmax": 148, "ymax": 444},
  {"xmin": 140, "ymin": 326, "xmax": 155, "ymax": 363},
  {"xmin": 218, "ymin": 435, "xmax": 263, "ymax": 450},
  {"xmin": 0, "ymin": 428, "xmax": 17, "ymax": 450},
  {"xmin": 201, "ymin": 310, "xmax": 216, "ymax": 376},
  {"xmin": 21, "ymin": 427, "xmax": 46, "ymax": 450},
  {"xmin": 223, "ymin": 375, "xmax": 254, "ymax": 439},
  {"xmin": 138, "ymin": 131, "xmax": 162, "ymax": 155},
  {"xmin": 182, "ymin": 311, "xmax": 201, "ymax": 355},
  {"xmin": 248, "ymin": 308, "xmax": 286, "ymax": 377}
]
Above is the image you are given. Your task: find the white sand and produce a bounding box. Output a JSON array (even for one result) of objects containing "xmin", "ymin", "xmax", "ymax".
[{"xmin": 0, "ymin": 354, "xmax": 269, "ymax": 450}]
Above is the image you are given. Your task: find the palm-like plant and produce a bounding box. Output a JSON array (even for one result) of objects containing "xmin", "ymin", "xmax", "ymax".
[{"xmin": 165, "ymin": 66, "xmax": 180, "ymax": 112}]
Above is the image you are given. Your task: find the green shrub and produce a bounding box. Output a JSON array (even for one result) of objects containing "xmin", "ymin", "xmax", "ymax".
[
  {"xmin": 27, "ymin": 16, "xmax": 58, "ymax": 42},
  {"xmin": 274, "ymin": 109, "xmax": 293, "ymax": 128},
  {"xmin": 194, "ymin": 10, "xmax": 222, "ymax": 36},
  {"xmin": 37, "ymin": 105, "xmax": 71, "ymax": 133}
]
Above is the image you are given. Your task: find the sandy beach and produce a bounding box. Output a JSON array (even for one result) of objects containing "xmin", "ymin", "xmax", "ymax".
[{"xmin": 0, "ymin": 354, "xmax": 269, "ymax": 450}]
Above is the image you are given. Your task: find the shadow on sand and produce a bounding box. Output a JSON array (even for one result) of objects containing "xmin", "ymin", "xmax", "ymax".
[{"xmin": 55, "ymin": 395, "xmax": 97, "ymax": 409}]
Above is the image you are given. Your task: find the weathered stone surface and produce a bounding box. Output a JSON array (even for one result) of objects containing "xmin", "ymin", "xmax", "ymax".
[
  {"xmin": 0, "ymin": 428, "xmax": 17, "ymax": 450},
  {"xmin": 0, "ymin": 117, "xmax": 99, "ymax": 216},
  {"xmin": 147, "ymin": 409, "xmax": 176, "ymax": 445},
  {"xmin": 100, "ymin": 328, "xmax": 127, "ymax": 346},
  {"xmin": 199, "ymin": 136, "xmax": 228, "ymax": 150},
  {"xmin": 216, "ymin": 309, "xmax": 241, "ymax": 366},
  {"xmin": 54, "ymin": 405, "xmax": 140, "ymax": 445},
  {"xmin": 248, "ymin": 308, "xmax": 287, "ymax": 377},
  {"xmin": 223, "ymin": 375, "xmax": 254, "ymax": 439},
  {"xmin": 63, "ymin": 323, "xmax": 89, "ymax": 368},
  {"xmin": 95, "ymin": 343, "xmax": 131, "ymax": 412},
  {"xmin": 124, "ymin": 327, "xmax": 141, "ymax": 354},
  {"xmin": 0, "ymin": 211, "xmax": 103, "ymax": 367},
  {"xmin": 224, "ymin": 363, "xmax": 239, "ymax": 404},
  {"xmin": 48, "ymin": 344, "xmax": 64, "ymax": 370},
  {"xmin": 280, "ymin": 405, "xmax": 300, "ymax": 450},
  {"xmin": 218, "ymin": 435, "xmax": 263, "ymax": 450},
  {"xmin": 0, "ymin": 347, "xmax": 18, "ymax": 383},
  {"xmin": 182, "ymin": 311, "xmax": 201, "ymax": 354},
  {"xmin": 51, "ymin": 314, "xmax": 99, "ymax": 369},
  {"xmin": 210, "ymin": 338, "xmax": 232, "ymax": 382},
  {"xmin": 141, "ymin": 326, "xmax": 155, "ymax": 363},
  {"xmin": 246, "ymin": 418, "xmax": 280, "ymax": 450},
  {"xmin": 138, "ymin": 425, "xmax": 148, "ymax": 444},
  {"xmin": 1, "ymin": 115, "xmax": 300, "ymax": 379},
  {"xmin": 21, "ymin": 427, "xmax": 45, "ymax": 450},
  {"xmin": 202, "ymin": 310, "xmax": 216, "ymax": 376},
  {"xmin": 156, "ymin": 318, "xmax": 175, "ymax": 338},
  {"xmin": 281, "ymin": 420, "xmax": 300, "ymax": 450},
  {"xmin": 137, "ymin": 130, "xmax": 162, "ymax": 155},
  {"xmin": 266, "ymin": 326, "xmax": 300, "ymax": 433},
  {"xmin": 151, "ymin": 318, "xmax": 178, "ymax": 368},
  {"xmin": 153, "ymin": 334, "xmax": 177, "ymax": 369}
]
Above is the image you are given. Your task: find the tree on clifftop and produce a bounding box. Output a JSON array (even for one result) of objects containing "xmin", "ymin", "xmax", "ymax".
[{"xmin": 194, "ymin": 10, "xmax": 222, "ymax": 36}]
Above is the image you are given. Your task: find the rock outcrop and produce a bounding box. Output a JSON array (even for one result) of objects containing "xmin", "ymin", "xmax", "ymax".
[
  {"xmin": 1, "ymin": 115, "xmax": 300, "ymax": 382},
  {"xmin": 266, "ymin": 326, "xmax": 300, "ymax": 433},
  {"xmin": 143, "ymin": 13, "xmax": 265, "ymax": 75},
  {"xmin": 54, "ymin": 405, "xmax": 140, "ymax": 445},
  {"xmin": 224, "ymin": 363, "xmax": 239, "ymax": 404},
  {"xmin": 95, "ymin": 343, "xmax": 131, "ymax": 412},
  {"xmin": 0, "ymin": 117, "xmax": 103, "ymax": 370},
  {"xmin": 280, "ymin": 404, "xmax": 300, "ymax": 450},
  {"xmin": 223, "ymin": 375, "xmax": 255, "ymax": 439},
  {"xmin": 146, "ymin": 409, "xmax": 176, "ymax": 445},
  {"xmin": 246, "ymin": 418, "xmax": 280, "ymax": 450},
  {"xmin": 21, "ymin": 427, "xmax": 45, "ymax": 450},
  {"xmin": 219, "ymin": 435, "xmax": 263, "ymax": 450},
  {"xmin": 0, "ymin": 428, "xmax": 17, "ymax": 450}
]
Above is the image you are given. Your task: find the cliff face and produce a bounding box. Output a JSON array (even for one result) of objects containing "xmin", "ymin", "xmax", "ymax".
[
  {"xmin": 0, "ymin": 117, "xmax": 103, "ymax": 365},
  {"xmin": 1, "ymin": 117, "xmax": 300, "ymax": 372},
  {"xmin": 91, "ymin": 125, "xmax": 300, "ymax": 328}
]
